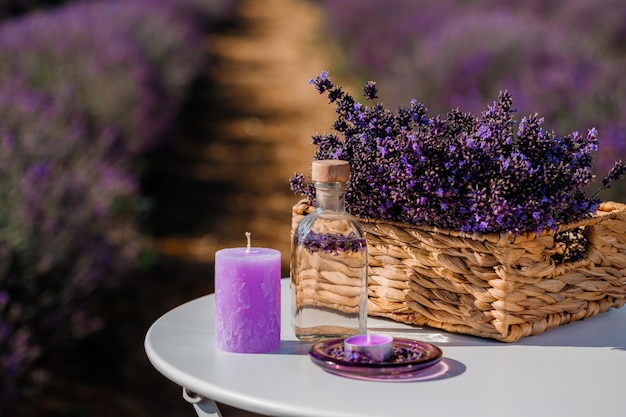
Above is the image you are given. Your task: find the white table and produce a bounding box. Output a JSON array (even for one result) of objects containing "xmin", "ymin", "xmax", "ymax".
[{"xmin": 145, "ymin": 278, "xmax": 626, "ymax": 417}]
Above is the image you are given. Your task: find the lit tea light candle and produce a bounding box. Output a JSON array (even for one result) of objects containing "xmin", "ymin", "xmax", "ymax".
[
  {"xmin": 344, "ymin": 333, "xmax": 394, "ymax": 362},
  {"xmin": 215, "ymin": 232, "xmax": 281, "ymax": 353}
]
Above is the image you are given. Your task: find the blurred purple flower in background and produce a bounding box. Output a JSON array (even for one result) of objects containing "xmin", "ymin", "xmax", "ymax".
[
  {"xmin": 319, "ymin": 0, "xmax": 626, "ymax": 198},
  {"xmin": 0, "ymin": 0, "xmax": 238, "ymax": 402}
]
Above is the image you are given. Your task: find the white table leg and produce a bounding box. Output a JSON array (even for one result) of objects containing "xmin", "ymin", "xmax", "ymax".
[{"xmin": 183, "ymin": 386, "xmax": 225, "ymax": 417}]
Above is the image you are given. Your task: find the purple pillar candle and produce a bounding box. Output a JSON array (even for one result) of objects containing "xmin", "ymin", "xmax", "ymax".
[{"xmin": 215, "ymin": 237, "xmax": 281, "ymax": 353}]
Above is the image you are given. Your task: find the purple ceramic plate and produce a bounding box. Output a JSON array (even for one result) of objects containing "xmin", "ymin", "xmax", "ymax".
[{"xmin": 309, "ymin": 337, "xmax": 442, "ymax": 381}]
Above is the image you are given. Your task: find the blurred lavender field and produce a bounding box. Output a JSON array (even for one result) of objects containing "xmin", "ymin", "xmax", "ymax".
[
  {"xmin": 1, "ymin": 0, "xmax": 626, "ymax": 416},
  {"xmin": 319, "ymin": 0, "xmax": 626, "ymax": 198},
  {"xmin": 0, "ymin": 0, "xmax": 237, "ymax": 411}
]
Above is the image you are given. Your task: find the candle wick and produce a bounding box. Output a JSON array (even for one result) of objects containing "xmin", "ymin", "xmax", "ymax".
[{"xmin": 245, "ymin": 232, "xmax": 251, "ymax": 253}]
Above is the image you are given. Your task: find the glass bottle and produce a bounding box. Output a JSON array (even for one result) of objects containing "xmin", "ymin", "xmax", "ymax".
[{"xmin": 291, "ymin": 159, "xmax": 368, "ymax": 341}]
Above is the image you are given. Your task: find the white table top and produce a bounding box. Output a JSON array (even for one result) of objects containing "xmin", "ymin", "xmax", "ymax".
[{"xmin": 145, "ymin": 278, "xmax": 626, "ymax": 417}]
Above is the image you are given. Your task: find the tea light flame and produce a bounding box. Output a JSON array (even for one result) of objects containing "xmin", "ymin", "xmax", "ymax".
[{"xmin": 245, "ymin": 231, "xmax": 251, "ymax": 253}]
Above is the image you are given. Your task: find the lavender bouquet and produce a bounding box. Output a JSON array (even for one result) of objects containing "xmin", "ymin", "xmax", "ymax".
[{"xmin": 291, "ymin": 72, "xmax": 625, "ymax": 235}]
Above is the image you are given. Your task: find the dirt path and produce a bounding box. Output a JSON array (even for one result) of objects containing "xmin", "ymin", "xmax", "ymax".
[
  {"xmin": 143, "ymin": 1, "xmax": 338, "ymax": 415},
  {"xmin": 151, "ymin": 0, "xmax": 338, "ymax": 279}
]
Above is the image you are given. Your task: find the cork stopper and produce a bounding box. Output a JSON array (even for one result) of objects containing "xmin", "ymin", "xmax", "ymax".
[{"xmin": 311, "ymin": 159, "xmax": 350, "ymax": 183}]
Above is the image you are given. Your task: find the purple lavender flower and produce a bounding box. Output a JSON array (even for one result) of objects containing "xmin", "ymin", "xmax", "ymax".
[
  {"xmin": 600, "ymin": 161, "xmax": 626, "ymax": 190},
  {"xmin": 299, "ymin": 231, "xmax": 366, "ymax": 256},
  {"xmin": 362, "ymin": 81, "xmax": 378, "ymax": 101},
  {"xmin": 326, "ymin": 343, "xmax": 425, "ymax": 363},
  {"xmin": 291, "ymin": 72, "xmax": 612, "ymax": 235}
]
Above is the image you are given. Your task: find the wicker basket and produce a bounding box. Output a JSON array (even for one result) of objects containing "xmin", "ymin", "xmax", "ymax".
[{"xmin": 291, "ymin": 199, "xmax": 626, "ymax": 342}]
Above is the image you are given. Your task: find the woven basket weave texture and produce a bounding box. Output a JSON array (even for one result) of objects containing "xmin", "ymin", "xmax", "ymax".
[{"xmin": 291, "ymin": 200, "xmax": 626, "ymax": 342}]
